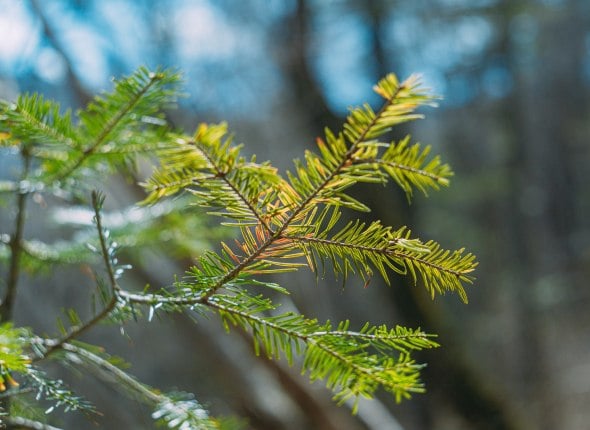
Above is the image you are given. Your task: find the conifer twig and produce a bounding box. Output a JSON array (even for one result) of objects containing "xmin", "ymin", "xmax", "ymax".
[
  {"xmin": 359, "ymin": 157, "xmax": 449, "ymax": 184},
  {"xmin": 53, "ymin": 73, "xmax": 163, "ymax": 182},
  {"xmin": 58, "ymin": 342, "xmax": 161, "ymax": 405},
  {"xmin": 5, "ymin": 416, "xmax": 63, "ymax": 430},
  {"xmin": 191, "ymin": 139, "xmax": 273, "ymax": 233},
  {"xmin": 51, "ymin": 342, "xmax": 219, "ymax": 428},
  {"xmin": 216, "ymin": 81, "xmax": 409, "ymax": 295},
  {"xmin": 40, "ymin": 192, "xmax": 119, "ymax": 358}
]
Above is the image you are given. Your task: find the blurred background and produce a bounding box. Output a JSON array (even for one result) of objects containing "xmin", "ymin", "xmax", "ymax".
[{"xmin": 1, "ymin": 0, "xmax": 589, "ymax": 429}]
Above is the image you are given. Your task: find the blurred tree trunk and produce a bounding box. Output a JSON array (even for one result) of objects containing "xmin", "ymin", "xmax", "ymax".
[{"xmin": 498, "ymin": 2, "xmax": 587, "ymax": 429}]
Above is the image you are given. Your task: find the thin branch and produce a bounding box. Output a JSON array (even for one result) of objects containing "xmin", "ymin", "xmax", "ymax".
[
  {"xmin": 29, "ymin": 0, "xmax": 92, "ymax": 106},
  {"xmin": 10, "ymin": 103, "xmax": 76, "ymax": 147},
  {"xmin": 117, "ymin": 289, "xmax": 200, "ymax": 306},
  {"xmin": 356, "ymin": 157, "xmax": 450, "ymax": 184},
  {"xmin": 58, "ymin": 342, "xmax": 162, "ymax": 405},
  {"xmin": 39, "ymin": 192, "xmax": 119, "ymax": 358},
  {"xmin": 171, "ymin": 139, "xmax": 272, "ymax": 233},
  {"xmin": 117, "ymin": 289, "xmax": 429, "ymax": 393},
  {"xmin": 306, "ymin": 329, "xmax": 437, "ymax": 343},
  {"xmin": 5, "ymin": 416, "xmax": 63, "ymax": 430},
  {"xmin": 286, "ymin": 234, "xmax": 470, "ymax": 279},
  {"xmin": 0, "ymin": 149, "xmax": 31, "ymax": 323}
]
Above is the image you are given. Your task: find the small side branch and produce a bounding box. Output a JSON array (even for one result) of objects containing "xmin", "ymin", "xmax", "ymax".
[
  {"xmin": 191, "ymin": 139, "xmax": 273, "ymax": 233},
  {"xmin": 59, "ymin": 342, "xmax": 161, "ymax": 405},
  {"xmin": 39, "ymin": 192, "xmax": 119, "ymax": 358},
  {"xmin": 5, "ymin": 416, "xmax": 63, "ymax": 430}
]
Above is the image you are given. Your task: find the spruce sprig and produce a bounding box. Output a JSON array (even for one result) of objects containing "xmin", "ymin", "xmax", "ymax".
[{"xmin": 125, "ymin": 73, "xmax": 477, "ymax": 405}]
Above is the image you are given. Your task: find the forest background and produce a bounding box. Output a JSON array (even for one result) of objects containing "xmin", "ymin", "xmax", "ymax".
[{"xmin": 0, "ymin": 1, "xmax": 588, "ymax": 429}]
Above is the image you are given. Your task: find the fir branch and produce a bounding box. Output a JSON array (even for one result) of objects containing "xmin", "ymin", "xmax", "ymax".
[
  {"xmin": 206, "ymin": 296, "xmax": 435, "ymax": 406},
  {"xmin": 135, "ymin": 74, "xmax": 472, "ymax": 304},
  {"xmin": 388, "ymin": 243, "xmax": 476, "ymax": 303},
  {"xmin": 24, "ymin": 366, "xmax": 95, "ymax": 415},
  {"xmin": 0, "ymin": 95, "xmax": 78, "ymax": 150},
  {"xmin": 284, "ymin": 74, "xmax": 428, "ymax": 217},
  {"xmin": 191, "ymin": 146, "xmax": 272, "ymax": 231},
  {"xmin": 115, "ymin": 288, "xmax": 437, "ymax": 404},
  {"xmin": 351, "ymin": 136, "xmax": 453, "ymax": 198},
  {"xmin": 137, "ymin": 75, "xmax": 444, "ymax": 307},
  {"xmin": 284, "ymin": 226, "xmax": 475, "ymax": 302},
  {"xmin": 143, "ymin": 124, "xmax": 281, "ymax": 231},
  {"xmin": 40, "ymin": 192, "xmax": 119, "ymax": 358},
  {"xmin": 54, "ymin": 67, "xmax": 179, "ymax": 182},
  {"xmin": 306, "ymin": 323, "xmax": 439, "ymax": 353}
]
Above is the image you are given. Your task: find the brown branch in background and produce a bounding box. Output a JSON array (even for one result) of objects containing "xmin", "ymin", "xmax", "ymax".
[
  {"xmin": 276, "ymin": 0, "xmax": 340, "ymax": 133},
  {"xmin": 29, "ymin": 0, "xmax": 92, "ymax": 106},
  {"xmin": 0, "ymin": 149, "xmax": 31, "ymax": 428},
  {"xmin": 0, "ymin": 149, "xmax": 31, "ymax": 323}
]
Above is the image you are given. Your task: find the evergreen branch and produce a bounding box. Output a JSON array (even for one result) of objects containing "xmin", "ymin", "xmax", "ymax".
[
  {"xmin": 39, "ymin": 192, "xmax": 119, "ymax": 358},
  {"xmin": 304, "ymin": 340, "xmax": 425, "ymax": 409},
  {"xmin": 55, "ymin": 79, "xmax": 155, "ymax": 180},
  {"xmin": 284, "ymin": 223, "xmax": 476, "ymax": 302},
  {"xmin": 190, "ymin": 135, "xmax": 273, "ymax": 231},
  {"xmin": 144, "ymin": 124, "xmax": 281, "ymax": 231},
  {"xmin": 389, "ymin": 243, "xmax": 476, "ymax": 303},
  {"xmin": 116, "ymin": 285, "xmax": 438, "ymax": 403},
  {"xmin": 24, "ymin": 366, "xmax": 95, "ymax": 415},
  {"xmin": 54, "ymin": 67, "xmax": 179, "ymax": 182},
  {"xmin": 351, "ymin": 136, "xmax": 453, "ymax": 198},
  {"xmin": 284, "ymin": 75, "xmax": 433, "ymax": 220},
  {"xmin": 206, "ymin": 296, "xmax": 434, "ymax": 407},
  {"xmin": 136, "ymin": 75, "xmax": 456, "ymax": 309},
  {"xmin": 0, "ymin": 95, "xmax": 78, "ymax": 149},
  {"xmin": 306, "ymin": 323, "xmax": 439, "ymax": 353},
  {"xmin": 190, "ymin": 78, "xmax": 430, "ymax": 299}
]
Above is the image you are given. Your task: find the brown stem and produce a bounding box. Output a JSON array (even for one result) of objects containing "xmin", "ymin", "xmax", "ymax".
[
  {"xmin": 0, "ymin": 150, "xmax": 31, "ymax": 323},
  {"xmin": 39, "ymin": 192, "xmax": 118, "ymax": 359},
  {"xmin": 29, "ymin": 0, "xmax": 92, "ymax": 107}
]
